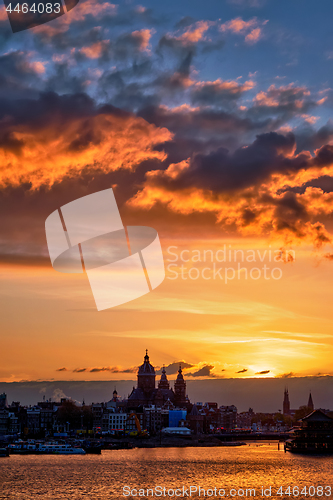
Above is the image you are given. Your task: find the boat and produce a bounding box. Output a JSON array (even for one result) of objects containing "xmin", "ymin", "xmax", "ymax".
[
  {"xmin": 285, "ymin": 410, "xmax": 333, "ymax": 454},
  {"xmin": 8, "ymin": 441, "xmax": 86, "ymax": 455},
  {"xmin": 38, "ymin": 443, "xmax": 86, "ymax": 454}
]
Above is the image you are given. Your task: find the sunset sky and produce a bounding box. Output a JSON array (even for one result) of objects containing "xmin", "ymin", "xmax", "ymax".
[{"xmin": 1, "ymin": 0, "xmax": 333, "ymax": 385}]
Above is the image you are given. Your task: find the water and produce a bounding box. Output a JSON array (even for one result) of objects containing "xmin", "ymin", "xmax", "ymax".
[{"xmin": 0, "ymin": 442, "xmax": 332, "ymax": 499}]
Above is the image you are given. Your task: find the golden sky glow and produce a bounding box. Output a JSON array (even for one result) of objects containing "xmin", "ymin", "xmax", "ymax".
[{"xmin": 1, "ymin": 238, "xmax": 333, "ymax": 382}]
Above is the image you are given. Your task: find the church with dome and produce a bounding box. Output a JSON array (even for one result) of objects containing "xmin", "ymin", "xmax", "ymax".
[{"xmin": 127, "ymin": 350, "xmax": 189, "ymax": 409}]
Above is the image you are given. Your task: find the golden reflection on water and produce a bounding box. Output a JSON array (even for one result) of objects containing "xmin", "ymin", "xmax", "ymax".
[{"xmin": 0, "ymin": 443, "xmax": 332, "ymax": 499}]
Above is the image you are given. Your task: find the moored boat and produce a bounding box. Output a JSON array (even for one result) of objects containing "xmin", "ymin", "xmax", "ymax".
[
  {"xmin": 8, "ymin": 441, "xmax": 86, "ymax": 455},
  {"xmin": 38, "ymin": 443, "xmax": 86, "ymax": 454}
]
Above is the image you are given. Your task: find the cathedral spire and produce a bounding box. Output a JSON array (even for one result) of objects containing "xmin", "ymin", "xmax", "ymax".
[
  {"xmin": 174, "ymin": 364, "xmax": 187, "ymax": 407},
  {"xmin": 307, "ymin": 392, "xmax": 314, "ymax": 411},
  {"xmin": 283, "ymin": 387, "xmax": 290, "ymax": 415},
  {"xmin": 158, "ymin": 365, "xmax": 170, "ymax": 390}
]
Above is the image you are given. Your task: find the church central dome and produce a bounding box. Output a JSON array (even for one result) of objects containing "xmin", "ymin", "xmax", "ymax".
[{"xmin": 138, "ymin": 349, "xmax": 155, "ymax": 375}]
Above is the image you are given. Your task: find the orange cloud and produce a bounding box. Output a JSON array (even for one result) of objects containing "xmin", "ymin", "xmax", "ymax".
[
  {"xmin": 0, "ymin": 101, "xmax": 173, "ymax": 189},
  {"xmin": 253, "ymin": 83, "xmax": 311, "ymax": 108},
  {"xmin": 128, "ymin": 140, "xmax": 333, "ymax": 250},
  {"xmin": 79, "ymin": 41, "xmax": 109, "ymax": 59},
  {"xmin": 162, "ymin": 20, "xmax": 213, "ymax": 49},
  {"xmin": 177, "ymin": 21, "xmax": 213, "ymax": 44},
  {"xmin": 245, "ymin": 27, "xmax": 262, "ymax": 44},
  {"xmin": 221, "ymin": 17, "xmax": 258, "ymax": 33},
  {"xmin": 131, "ymin": 29, "xmax": 154, "ymax": 52},
  {"xmin": 220, "ymin": 17, "xmax": 268, "ymax": 44},
  {"xmin": 195, "ymin": 78, "xmax": 255, "ymax": 94}
]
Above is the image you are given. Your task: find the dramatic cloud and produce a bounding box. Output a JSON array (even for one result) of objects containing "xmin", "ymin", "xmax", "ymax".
[
  {"xmin": 187, "ymin": 364, "xmax": 217, "ymax": 377},
  {"xmin": 0, "ymin": 92, "xmax": 172, "ymax": 189},
  {"xmin": 71, "ymin": 366, "xmax": 138, "ymax": 373},
  {"xmin": 191, "ymin": 79, "xmax": 255, "ymax": 107},
  {"xmin": 89, "ymin": 366, "xmax": 138, "ymax": 373},
  {"xmin": 128, "ymin": 132, "xmax": 333, "ymax": 249},
  {"xmin": 252, "ymin": 83, "xmax": 313, "ymax": 117},
  {"xmin": 156, "ymin": 361, "xmax": 195, "ymax": 375},
  {"xmin": 1, "ymin": 0, "xmax": 333, "ymax": 264}
]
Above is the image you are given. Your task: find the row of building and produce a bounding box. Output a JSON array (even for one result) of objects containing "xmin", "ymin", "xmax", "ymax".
[
  {"xmin": 0, "ymin": 352, "xmax": 239, "ymax": 437},
  {"xmin": 0, "ymin": 352, "xmax": 325, "ymax": 438}
]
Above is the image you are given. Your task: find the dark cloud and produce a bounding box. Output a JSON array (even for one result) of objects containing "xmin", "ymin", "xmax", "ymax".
[
  {"xmin": 278, "ymin": 372, "xmax": 296, "ymax": 378},
  {"xmin": 237, "ymin": 369, "xmax": 248, "ymax": 373},
  {"xmin": 247, "ymin": 84, "xmax": 317, "ymax": 122},
  {"xmin": 73, "ymin": 368, "xmax": 87, "ymax": 373},
  {"xmin": 0, "ymin": 51, "xmax": 45, "ymax": 96},
  {"xmin": 89, "ymin": 366, "xmax": 138, "ymax": 373},
  {"xmin": 156, "ymin": 361, "xmax": 194, "ymax": 375},
  {"xmin": 138, "ymin": 105, "xmax": 272, "ymax": 148},
  {"xmin": 56, "ymin": 367, "xmax": 68, "ymax": 372},
  {"xmin": 295, "ymin": 121, "xmax": 333, "ymax": 154},
  {"xmin": 255, "ymin": 370, "xmax": 270, "ymax": 375},
  {"xmin": 138, "ymin": 132, "xmax": 301, "ymax": 193},
  {"xmin": 191, "ymin": 80, "xmax": 254, "ymax": 107},
  {"xmin": 187, "ymin": 364, "xmax": 216, "ymax": 377}
]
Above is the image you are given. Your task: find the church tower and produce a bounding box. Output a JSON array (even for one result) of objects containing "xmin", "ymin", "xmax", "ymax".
[
  {"xmin": 307, "ymin": 392, "xmax": 314, "ymax": 411},
  {"xmin": 158, "ymin": 366, "xmax": 170, "ymax": 390},
  {"xmin": 137, "ymin": 350, "xmax": 156, "ymax": 392},
  {"xmin": 283, "ymin": 388, "xmax": 290, "ymax": 415},
  {"xmin": 174, "ymin": 365, "xmax": 187, "ymax": 407}
]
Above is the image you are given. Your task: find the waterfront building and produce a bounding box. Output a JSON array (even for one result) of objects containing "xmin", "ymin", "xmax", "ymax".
[
  {"xmin": 187, "ymin": 404, "xmax": 204, "ymax": 434},
  {"xmin": 26, "ymin": 407, "xmax": 41, "ymax": 436},
  {"xmin": 92, "ymin": 403, "xmax": 104, "ymax": 431},
  {"xmin": 285, "ymin": 409, "xmax": 333, "ymax": 454},
  {"xmin": 220, "ymin": 405, "xmax": 237, "ymax": 430},
  {"xmin": 0, "ymin": 393, "xmax": 8, "ymax": 409},
  {"xmin": 0, "ymin": 408, "xmax": 9, "ymax": 436},
  {"xmin": 169, "ymin": 409, "xmax": 187, "ymax": 428},
  {"xmin": 102, "ymin": 411, "xmax": 127, "ymax": 433},
  {"xmin": 236, "ymin": 408, "xmax": 254, "ymax": 429},
  {"xmin": 143, "ymin": 405, "xmax": 169, "ymax": 433},
  {"xmin": 125, "ymin": 412, "xmax": 144, "ymax": 433}
]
